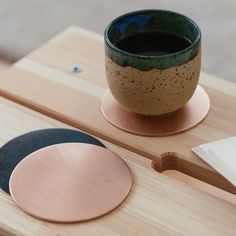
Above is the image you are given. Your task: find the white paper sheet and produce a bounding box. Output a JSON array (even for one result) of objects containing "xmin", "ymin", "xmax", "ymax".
[{"xmin": 192, "ymin": 136, "xmax": 236, "ymax": 186}]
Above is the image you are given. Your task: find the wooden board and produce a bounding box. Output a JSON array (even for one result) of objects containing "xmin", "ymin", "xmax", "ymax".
[
  {"xmin": 0, "ymin": 26, "xmax": 236, "ymax": 195},
  {"xmin": 0, "ymin": 97, "xmax": 236, "ymax": 236}
]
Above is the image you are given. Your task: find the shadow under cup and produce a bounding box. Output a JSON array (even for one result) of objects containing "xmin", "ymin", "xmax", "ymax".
[{"xmin": 105, "ymin": 10, "xmax": 201, "ymax": 116}]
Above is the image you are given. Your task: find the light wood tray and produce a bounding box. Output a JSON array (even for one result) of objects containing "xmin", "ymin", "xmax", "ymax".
[
  {"xmin": 0, "ymin": 27, "xmax": 236, "ymax": 193},
  {"xmin": 0, "ymin": 98, "xmax": 236, "ymax": 236},
  {"xmin": 0, "ymin": 27, "xmax": 235, "ymax": 235}
]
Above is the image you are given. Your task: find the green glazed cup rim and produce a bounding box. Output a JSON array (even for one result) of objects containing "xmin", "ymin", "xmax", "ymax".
[{"xmin": 104, "ymin": 9, "xmax": 201, "ymax": 60}]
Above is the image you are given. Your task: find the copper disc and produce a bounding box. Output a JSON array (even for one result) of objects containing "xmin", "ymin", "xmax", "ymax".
[
  {"xmin": 9, "ymin": 143, "xmax": 132, "ymax": 222},
  {"xmin": 101, "ymin": 86, "xmax": 210, "ymax": 136}
]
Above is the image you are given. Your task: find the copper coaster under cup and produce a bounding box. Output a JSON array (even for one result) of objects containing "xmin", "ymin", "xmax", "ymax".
[
  {"xmin": 101, "ymin": 86, "xmax": 210, "ymax": 136},
  {"xmin": 10, "ymin": 143, "xmax": 132, "ymax": 223}
]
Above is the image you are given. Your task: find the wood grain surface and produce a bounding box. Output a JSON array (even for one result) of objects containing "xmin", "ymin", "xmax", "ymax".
[
  {"xmin": 0, "ymin": 27, "xmax": 236, "ymax": 193},
  {"xmin": 0, "ymin": 27, "xmax": 235, "ymax": 193},
  {"xmin": 0, "ymin": 97, "xmax": 236, "ymax": 236}
]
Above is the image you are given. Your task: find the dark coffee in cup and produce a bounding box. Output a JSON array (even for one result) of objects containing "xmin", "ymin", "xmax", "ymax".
[{"xmin": 115, "ymin": 31, "xmax": 192, "ymax": 56}]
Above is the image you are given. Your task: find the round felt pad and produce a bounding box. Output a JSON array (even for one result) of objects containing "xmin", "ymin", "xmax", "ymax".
[
  {"xmin": 0, "ymin": 128, "xmax": 105, "ymax": 193},
  {"xmin": 10, "ymin": 143, "xmax": 132, "ymax": 222},
  {"xmin": 101, "ymin": 86, "xmax": 210, "ymax": 136}
]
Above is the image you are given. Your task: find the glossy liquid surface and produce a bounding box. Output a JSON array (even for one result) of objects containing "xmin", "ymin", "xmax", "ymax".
[{"xmin": 115, "ymin": 31, "xmax": 192, "ymax": 56}]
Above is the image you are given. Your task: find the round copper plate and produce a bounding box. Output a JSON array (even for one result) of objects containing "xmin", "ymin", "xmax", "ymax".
[
  {"xmin": 101, "ymin": 86, "xmax": 210, "ymax": 136},
  {"xmin": 9, "ymin": 143, "xmax": 132, "ymax": 223}
]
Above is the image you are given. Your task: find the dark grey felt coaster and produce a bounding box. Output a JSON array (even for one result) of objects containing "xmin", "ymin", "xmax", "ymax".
[{"xmin": 0, "ymin": 128, "xmax": 105, "ymax": 193}]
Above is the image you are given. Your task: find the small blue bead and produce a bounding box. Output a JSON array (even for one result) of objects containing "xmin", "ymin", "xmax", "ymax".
[{"xmin": 71, "ymin": 66, "xmax": 81, "ymax": 73}]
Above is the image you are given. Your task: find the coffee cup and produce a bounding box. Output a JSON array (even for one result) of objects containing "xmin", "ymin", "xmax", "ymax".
[{"xmin": 104, "ymin": 9, "xmax": 201, "ymax": 116}]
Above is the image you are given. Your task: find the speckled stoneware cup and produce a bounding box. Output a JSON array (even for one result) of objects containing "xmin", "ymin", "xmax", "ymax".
[{"xmin": 104, "ymin": 10, "xmax": 201, "ymax": 116}]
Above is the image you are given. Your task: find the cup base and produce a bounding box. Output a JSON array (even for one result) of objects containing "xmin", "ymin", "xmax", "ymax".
[{"xmin": 101, "ymin": 86, "xmax": 210, "ymax": 136}]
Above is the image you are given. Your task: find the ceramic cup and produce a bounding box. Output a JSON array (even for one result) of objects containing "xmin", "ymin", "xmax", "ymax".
[{"xmin": 104, "ymin": 10, "xmax": 201, "ymax": 116}]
